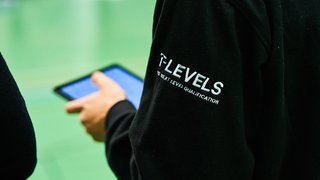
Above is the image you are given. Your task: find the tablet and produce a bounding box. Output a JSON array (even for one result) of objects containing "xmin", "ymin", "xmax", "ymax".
[{"xmin": 54, "ymin": 64, "xmax": 144, "ymax": 109}]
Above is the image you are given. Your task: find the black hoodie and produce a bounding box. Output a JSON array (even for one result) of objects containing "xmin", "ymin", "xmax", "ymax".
[
  {"xmin": 105, "ymin": 0, "xmax": 320, "ymax": 179},
  {"xmin": 0, "ymin": 53, "xmax": 37, "ymax": 179}
]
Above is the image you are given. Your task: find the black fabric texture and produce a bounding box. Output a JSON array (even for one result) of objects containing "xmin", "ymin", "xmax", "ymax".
[
  {"xmin": 0, "ymin": 53, "xmax": 37, "ymax": 179},
  {"xmin": 105, "ymin": 0, "xmax": 320, "ymax": 179},
  {"xmin": 106, "ymin": 100, "xmax": 136, "ymax": 180}
]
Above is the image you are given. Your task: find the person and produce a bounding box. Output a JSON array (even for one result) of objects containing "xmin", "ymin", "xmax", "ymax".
[
  {"xmin": 66, "ymin": 0, "xmax": 320, "ymax": 179},
  {"xmin": 0, "ymin": 53, "xmax": 37, "ymax": 179}
]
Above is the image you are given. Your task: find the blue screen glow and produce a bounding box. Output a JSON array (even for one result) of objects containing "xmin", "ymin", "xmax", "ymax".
[{"xmin": 60, "ymin": 67, "xmax": 143, "ymax": 109}]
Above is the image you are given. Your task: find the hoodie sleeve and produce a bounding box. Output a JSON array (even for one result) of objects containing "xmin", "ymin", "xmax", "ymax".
[
  {"xmin": 0, "ymin": 53, "xmax": 37, "ymax": 179},
  {"xmin": 105, "ymin": 100, "xmax": 136, "ymax": 180}
]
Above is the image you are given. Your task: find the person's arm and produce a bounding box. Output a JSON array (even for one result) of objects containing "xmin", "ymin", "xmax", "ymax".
[
  {"xmin": 105, "ymin": 100, "xmax": 136, "ymax": 180},
  {"xmin": 119, "ymin": 0, "xmax": 283, "ymax": 179},
  {"xmin": 65, "ymin": 72, "xmax": 136, "ymax": 179},
  {"xmin": 0, "ymin": 53, "xmax": 37, "ymax": 179}
]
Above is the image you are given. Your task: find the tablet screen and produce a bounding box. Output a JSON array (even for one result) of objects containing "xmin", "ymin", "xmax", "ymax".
[{"xmin": 55, "ymin": 65, "xmax": 143, "ymax": 109}]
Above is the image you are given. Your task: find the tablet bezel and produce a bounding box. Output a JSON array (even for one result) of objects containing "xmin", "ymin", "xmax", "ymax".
[{"xmin": 53, "ymin": 64, "xmax": 144, "ymax": 101}]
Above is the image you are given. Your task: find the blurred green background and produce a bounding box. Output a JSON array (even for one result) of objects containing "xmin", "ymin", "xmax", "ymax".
[{"xmin": 0, "ymin": 0, "xmax": 155, "ymax": 179}]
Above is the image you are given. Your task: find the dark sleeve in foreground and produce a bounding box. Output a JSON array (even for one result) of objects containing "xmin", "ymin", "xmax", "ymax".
[
  {"xmin": 0, "ymin": 53, "xmax": 37, "ymax": 179},
  {"xmin": 105, "ymin": 100, "xmax": 136, "ymax": 180}
]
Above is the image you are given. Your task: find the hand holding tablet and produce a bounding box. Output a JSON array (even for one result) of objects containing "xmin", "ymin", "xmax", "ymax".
[{"xmin": 54, "ymin": 64, "xmax": 144, "ymax": 109}]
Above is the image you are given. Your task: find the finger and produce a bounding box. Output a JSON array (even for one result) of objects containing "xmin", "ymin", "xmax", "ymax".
[
  {"xmin": 85, "ymin": 126, "xmax": 105, "ymax": 142},
  {"xmin": 91, "ymin": 71, "xmax": 115, "ymax": 91},
  {"xmin": 65, "ymin": 99, "xmax": 85, "ymax": 113},
  {"xmin": 79, "ymin": 112, "xmax": 91, "ymax": 126}
]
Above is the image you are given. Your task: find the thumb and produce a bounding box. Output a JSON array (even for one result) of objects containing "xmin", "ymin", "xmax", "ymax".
[{"xmin": 91, "ymin": 71, "xmax": 110, "ymax": 90}]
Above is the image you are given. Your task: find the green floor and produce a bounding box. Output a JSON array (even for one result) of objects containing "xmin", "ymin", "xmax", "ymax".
[{"xmin": 0, "ymin": 0, "xmax": 155, "ymax": 179}]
